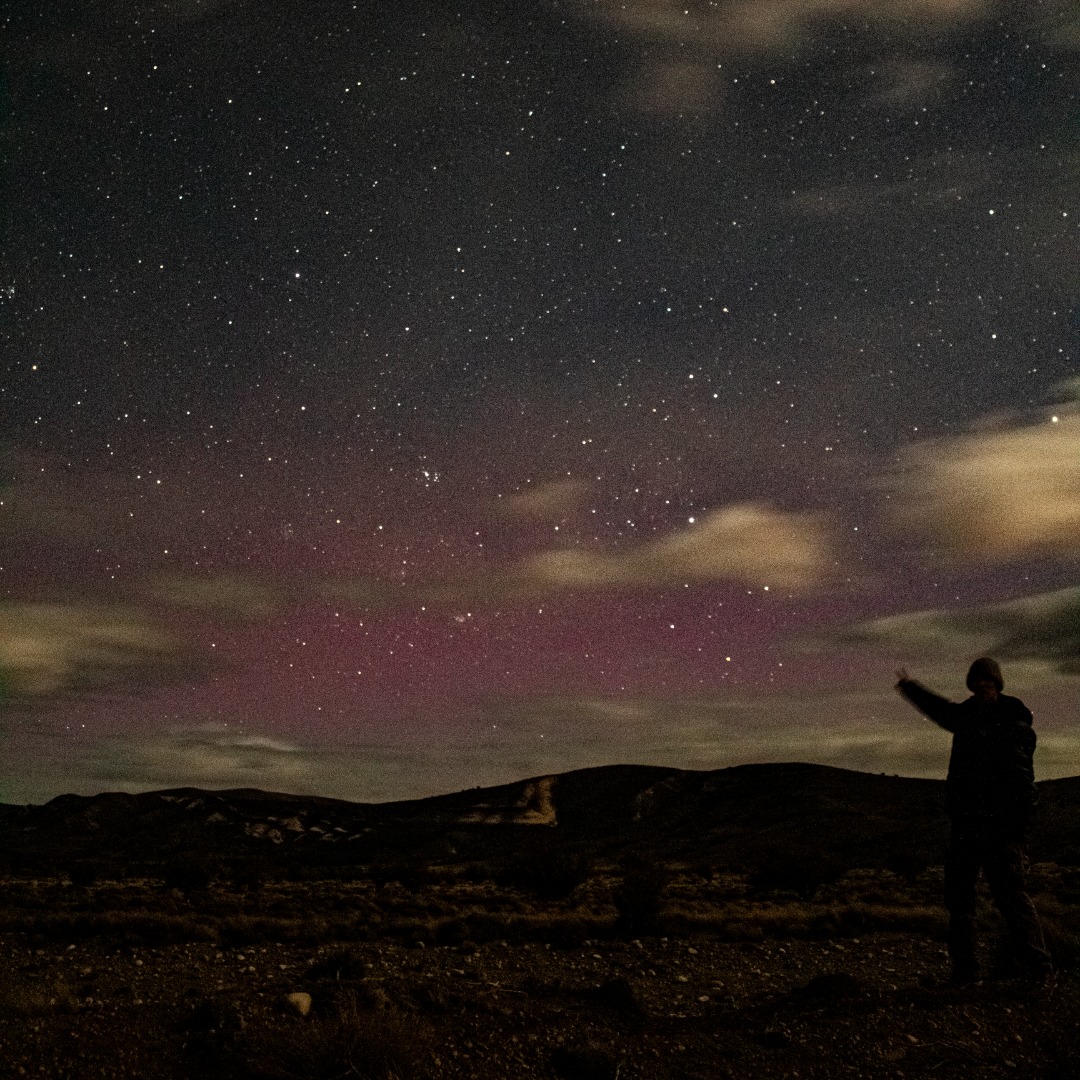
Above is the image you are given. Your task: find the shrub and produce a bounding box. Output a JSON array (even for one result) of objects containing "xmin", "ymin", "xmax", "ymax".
[
  {"xmin": 588, "ymin": 975, "xmax": 643, "ymax": 1015},
  {"xmin": 243, "ymin": 998, "xmax": 431, "ymax": 1080},
  {"xmin": 613, "ymin": 851, "xmax": 670, "ymax": 937},
  {"xmin": 367, "ymin": 862, "xmax": 439, "ymax": 890},
  {"xmin": 306, "ymin": 947, "xmax": 370, "ymax": 983},
  {"xmin": 749, "ymin": 849, "xmax": 845, "ymax": 900},
  {"xmin": 229, "ymin": 856, "xmax": 271, "ymax": 892},
  {"xmin": 218, "ymin": 916, "xmax": 280, "ymax": 947},
  {"xmin": 495, "ymin": 835, "xmax": 593, "ymax": 901},
  {"xmin": 885, "ymin": 847, "xmax": 930, "ymax": 883},
  {"xmin": 550, "ymin": 1041, "xmax": 620, "ymax": 1080},
  {"xmin": 162, "ymin": 854, "xmax": 221, "ymax": 893},
  {"xmin": 1040, "ymin": 914, "xmax": 1080, "ymax": 974},
  {"xmin": 66, "ymin": 862, "xmax": 102, "ymax": 889}
]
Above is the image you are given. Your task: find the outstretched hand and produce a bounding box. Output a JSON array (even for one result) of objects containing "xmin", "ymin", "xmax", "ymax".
[{"xmin": 895, "ymin": 667, "xmax": 910, "ymax": 687}]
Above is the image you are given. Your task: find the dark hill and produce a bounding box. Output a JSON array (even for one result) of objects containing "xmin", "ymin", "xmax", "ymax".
[{"xmin": 1, "ymin": 764, "xmax": 1077, "ymax": 877}]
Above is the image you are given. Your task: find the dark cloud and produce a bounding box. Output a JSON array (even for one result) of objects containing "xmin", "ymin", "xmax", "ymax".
[
  {"xmin": 149, "ymin": 575, "xmax": 284, "ymax": 621},
  {"xmin": 832, "ymin": 586, "xmax": 1080, "ymax": 674},
  {"xmin": 0, "ymin": 451, "xmax": 225, "ymax": 574}
]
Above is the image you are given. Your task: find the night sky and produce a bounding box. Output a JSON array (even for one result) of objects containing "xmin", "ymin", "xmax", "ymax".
[{"xmin": 2, "ymin": 0, "xmax": 1079, "ymax": 805}]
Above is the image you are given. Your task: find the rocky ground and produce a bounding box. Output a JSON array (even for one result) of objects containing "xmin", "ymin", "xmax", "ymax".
[{"xmin": 0, "ymin": 867, "xmax": 1077, "ymax": 1079}]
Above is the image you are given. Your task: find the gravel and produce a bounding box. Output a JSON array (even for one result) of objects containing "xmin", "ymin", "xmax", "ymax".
[{"xmin": 1, "ymin": 929, "xmax": 1075, "ymax": 1079}]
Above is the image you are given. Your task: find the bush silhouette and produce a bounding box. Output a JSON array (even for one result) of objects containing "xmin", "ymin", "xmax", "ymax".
[
  {"xmin": 495, "ymin": 834, "xmax": 592, "ymax": 901},
  {"xmin": 613, "ymin": 850, "xmax": 670, "ymax": 937},
  {"xmin": 1039, "ymin": 914, "xmax": 1080, "ymax": 974},
  {"xmin": 66, "ymin": 862, "xmax": 101, "ymax": 889},
  {"xmin": 550, "ymin": 1041, "xmax": 620, "ymax": 1080},
  {"xmin": 885, "ymin": 847, "xmax": 929, "ymax": 883},
  {"xmin": 229, "ymin": 855, "xmax": 271, "ymax": 892},
  {"xmin": 243, "ymin": 998, "xmax": 430, "ymax": 1080},
  {"xmin": 749, "ymin": 849, "xmax": 845, "ymax": 900},
  {"xmin": 162, "ymin": 854, "xmax": 221, "ymax": 893}
]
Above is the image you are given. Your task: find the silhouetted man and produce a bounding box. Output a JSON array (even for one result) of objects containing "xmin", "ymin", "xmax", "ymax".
[{"xmin": 895, "ymin": 657, "xmax": 1051, "ymax": 985}]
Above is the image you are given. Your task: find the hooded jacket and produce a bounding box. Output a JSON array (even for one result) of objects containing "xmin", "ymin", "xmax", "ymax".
[{"xmin": 897, "ymin": 679, "xmax": 1036, "ymax": 827}]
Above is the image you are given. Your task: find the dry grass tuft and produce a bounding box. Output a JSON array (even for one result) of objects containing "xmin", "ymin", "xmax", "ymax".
[{"xmin": 242, "ymin": 996, "xmax": 432, "ymax": 1080}]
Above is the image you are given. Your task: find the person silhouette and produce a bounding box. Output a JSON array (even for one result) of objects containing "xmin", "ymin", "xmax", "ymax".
[{"xmin": 895, "ymin": 658, "xmax": 1051, "ymax": 985}]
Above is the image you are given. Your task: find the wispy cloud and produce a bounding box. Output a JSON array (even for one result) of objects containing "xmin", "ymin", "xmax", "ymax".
[
  {"xmin": 0, "ymin": 603, "xmax": 198, "ymax": 703},
  {"xmin": 497, "ymin": 479, "xmax": 592, "ymax": 522},
  {"xmin": 5, "ymin": 681, "xmax": 1078, "ymax": 804},
  {"xmin": 90, "ymin": 727, "xmax": 313, "ymax": 792},
  {"xmin": 149, "ymin": 574, "xmax": 284, "ymax": 620},
  {"xmin": 574, "ymin": 0, "xmax": 994, "ymax": 114},
  {"xmin": 579, "ymin": 0, "xmax": 990, "ymax": 56}
]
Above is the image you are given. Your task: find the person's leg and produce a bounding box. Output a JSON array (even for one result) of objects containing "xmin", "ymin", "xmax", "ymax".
[
  {"xmin": 984, "ymin": 835, "xmax": 1051, "ymax": 975},
  {"xmin": 944, "ymin": 828, "xmax": 981, "ymax": 980}
]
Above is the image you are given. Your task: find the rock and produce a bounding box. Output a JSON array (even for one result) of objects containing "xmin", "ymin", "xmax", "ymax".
[{"xmin": 282, "ymin": 991, "xmax": 312, "ymax": 1017}]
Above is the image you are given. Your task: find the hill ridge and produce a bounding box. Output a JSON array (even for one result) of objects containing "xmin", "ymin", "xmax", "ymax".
[{"xmin": 2, "ymin": 762, "xmax": 1077, "ymax": 875}]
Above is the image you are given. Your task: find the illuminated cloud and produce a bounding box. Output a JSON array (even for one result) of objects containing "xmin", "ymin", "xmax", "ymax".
[
  {"xmin": 0, "ymin": 603, "xmax": 194, "ymax": 702},
  {"xmin": 890, "ymin": 402, "xmax": 1080, "ymax": 560},
  {"xmin": 518, "ymin": 502, "xmax": 835, "ymax": 593},
  {"xmin": 636, "ymin": 503, "xmax": 833, "ymax": 589},
  {"xmin": 315, "ymin": 502, "xmax": 838, "ymax": 612},
  {"xmin": 519, "ymin": 548, "xmax": 625, "ymax": 591},
  {"xmin": 832, "ymin": 586, "xmax": 1080, "ymax": 675}
]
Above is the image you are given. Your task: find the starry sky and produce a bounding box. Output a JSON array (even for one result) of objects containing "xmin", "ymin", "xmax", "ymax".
[{"xmin": 2, "ymin": 0, "xmax": 1079, "ymax": 805}]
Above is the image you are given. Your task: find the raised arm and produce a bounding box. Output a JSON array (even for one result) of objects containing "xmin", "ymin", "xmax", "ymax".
[{"xmin": 895, "ymin": 669, "xmax": 964, "ymax": 732}]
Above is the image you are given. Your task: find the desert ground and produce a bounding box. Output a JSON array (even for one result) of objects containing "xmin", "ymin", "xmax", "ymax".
[
  {"xmin": 1, "ymin": 857, "xmax": 1078, "ymax": 1079},
  {"xmin": 2, "ymin": 766, "xmax": 1079, "ymax": 1078}
]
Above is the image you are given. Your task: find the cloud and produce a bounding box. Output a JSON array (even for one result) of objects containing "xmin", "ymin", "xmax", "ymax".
[
  {"xmin": 320, "ymin": 501, "xmax": 838, "ymax": 611},
  {"xmin": 516, "ymin": 502, "xmax": 835, "ymax": 593},
  {"xmin": 831, "ymin": 586, "xmax": 1080, "ymax": 675},
  {"xmin": 497, "ymin": 479, "xmax": 591, "ymax": 522},
  {"xmin": 575, "ymin": 0, "xmax": 993, "ymax": 114},
  {"xmin": 91, "ymin": 727, "xmax": 314, "ymax": 792},
  {"xmin": 889, "ymin": 400, "xmax": 1080, "ymax": 560},
  {"xmin": 149, "ymin": 574, "xmax": 284, "ymax": 620},
  {"xmin": 91, "ymin": 682, "xmax": 1080, "ymax": 797},
  {"xmin": 580, "ymin": 0, "xmax": 989, "ymax": 56},
  {"xmin": 0, "ymin": 603, "xmax": 198, "ymax": 703},
  {"xmin": 5, "ymin": 681, "xmax": 1079, "ymax": 804},
  {"xmin": 785, "ymin": 149, "xmax": 1005, "ymax": 220}
]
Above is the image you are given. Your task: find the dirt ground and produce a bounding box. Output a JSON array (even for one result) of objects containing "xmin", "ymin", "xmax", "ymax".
[{"xmin": 0, "ymin": 867, "xmax": 1077, "ymax": 1079}]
